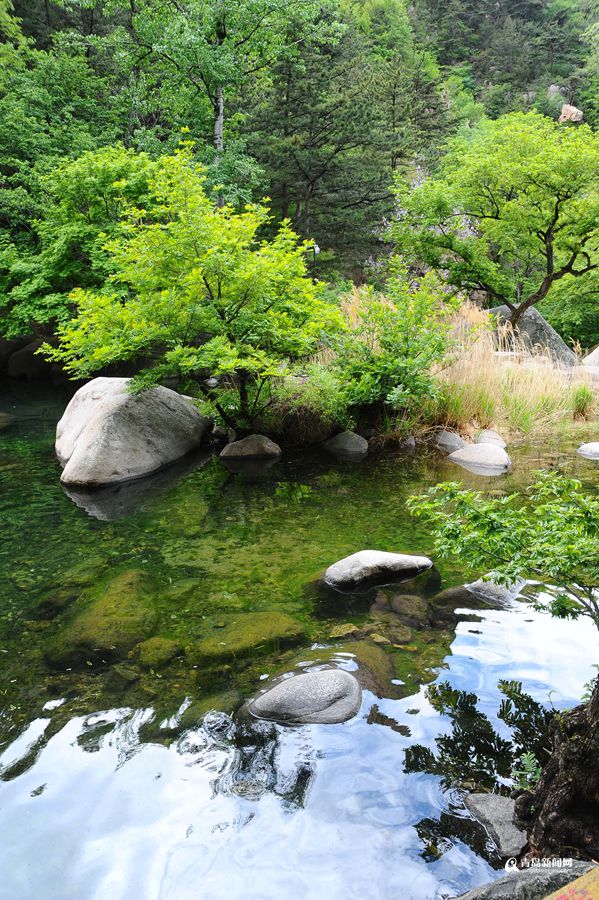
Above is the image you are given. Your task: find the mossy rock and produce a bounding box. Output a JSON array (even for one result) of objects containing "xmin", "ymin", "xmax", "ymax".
[
  {"xmin": 191, "ymin": 612, "xmax": 306, "ymax": 665},
  {"xmin": 136, "ymin": 637, "xmax": 183, "ymax": 669},
  {"xmin": 383, "ymin": 592, "xmax": 432, "ymax": 627},
  {"xmin": 179, "ymin": 691, "xmax": 243, "ymax": 728},
  {"xmin": 44, "ymin": 570, "xmax": 159, "ymax": 669},
  {"xmin": 343, "ymin": 640, "xmax": 396, "ymax": 696}
]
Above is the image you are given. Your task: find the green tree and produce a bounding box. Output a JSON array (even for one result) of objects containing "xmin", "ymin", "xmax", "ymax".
[
  {"xmin": 44, "ymin": 147, "xmax": 341, "ymax": 428},
  {"xmin": 394, "ymin": 112, "xmax": 599, "ymax": 325},
  {"xmin": 0, "ymin": 145, "xmax": 155, "ymax": 337},
  {"xmin": 407, "ymin": 471, "xmax": 599, "ymax": 629}
]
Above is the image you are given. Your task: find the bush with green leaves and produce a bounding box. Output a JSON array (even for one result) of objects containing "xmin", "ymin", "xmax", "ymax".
[
  {"xmin": 333, "ymin": 265, "xmax": 459, "ymax": 414},
  {"xmin": 44, "ymin": 146, "xmax": 341, "ymax": 429},
  {"xmin": 408, "ymin": 471, "xmax": 599, "ymax": 628}
]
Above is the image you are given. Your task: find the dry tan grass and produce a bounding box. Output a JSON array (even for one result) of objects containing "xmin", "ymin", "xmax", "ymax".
[{"xmin": 433, "ymin": 303, "xmax": 598, "ymax": 438}]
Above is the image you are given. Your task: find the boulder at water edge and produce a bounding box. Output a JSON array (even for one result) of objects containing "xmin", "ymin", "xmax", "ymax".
[
  {"xmin": 323, "ymin": 430, "xmax": 369, "ymax": 460},
  {"xmin": 448, "ymin": 443, "xmax": 511, "ymax": 476},
  {"xmin": 324, "ymin": 550, "xmax": 432, "ymax": 591},
  {"xmin": 476, "ymin": 429, "xmax": 507, "ymax": 449},
  {"xmin": 456, "ymin": 862, "xmax": 596, "ymax": 900},
  {"xmin": 219, "ymin": 434, "xmax": 282, "ymax": 459},
  {"xmin": 434, "ymin": 430, "xmax": 467, "ymax": 454},
  {"xmin": 464, "ymin": 793, "xmax": 526, "ymax": 858},
  {"xmin": 578, "ymin": 442, "xmax": 599, "ymax": 460},
  {"xmin": 249, "ymin": 669, "xmax": 362, "ymax": 724},
  {"xmin": 56, "ymin": 377, "xmax": 212, "ymax": 487}
]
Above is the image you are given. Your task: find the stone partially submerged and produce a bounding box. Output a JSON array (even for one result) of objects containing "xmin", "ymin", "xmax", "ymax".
[
  {"xmin": 56, "ymin": 378, "xmax": 212, "ymax": 487},
  {"xmin": 322, "ymin": 431, "xmax": 369, "ymax": 460},
  {"xmin": 249, "ymin": 669, "xmax": 362, "ymax": 724},
  {"xmin": 476, "ymin": 429, "xmax": 507, "ymax": 449},
  {"xmin": 448, "ymin": 444, "xmax": 511, "ymax": 476},
  {"xmin": 456, "ymin": 862, "xmax": 595, "ymax": 900},
  {"xmin": 464, "ymin": 793, "xmax": 526, "ymax": 858},
  {"xmin": 219, "ymin": 434, "xmax": 282, "ymax": 459},
  {"xmin": 434, "ymin": 430, "xmax": 467, "ymax": 454},
  {"xmin": 577, "ymin": 442, "xmax": 599, "ymax": 460},
  {"xmin": 324, "ymin": 550, "xmax": 432, "ymax": 591}
]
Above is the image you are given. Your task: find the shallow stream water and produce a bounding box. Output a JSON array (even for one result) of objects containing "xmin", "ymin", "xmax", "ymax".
[{"xmin": 0, "ymin": 383, "xmax": 597, "ymax": 900}]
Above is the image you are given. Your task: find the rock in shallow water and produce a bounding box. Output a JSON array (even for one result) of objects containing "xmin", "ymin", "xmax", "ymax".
[
  {"xmin": 464, "ymin": 793, "xmax": 526, "ymax": 858},
  {"xmin": 434, "ymin": 429, "xmax": 467, "ymax": 454},
  {"xmin": 219, "ymin": 434, "xmax": 282, "ymax": 459},
  {"xmin": 56, "ymin": 377, "xmax": 212, "ymax": 486},
  {"xmin": 577, "ymin": 442, "xmax": 599, "ymax": 460},
  {"xmin": 476, "ymin": 429, "xmax": 507, "ymax": 449},
  {"xmin": 324, "ymin": 550, "xmax": 433, "ymax": 591},
  {"xmin": 249, "ymin": 669, "xmax": 362, "ymax": 724},
  {"xmin": 456, "ymin": 862, "xmax": 596, "ymax": 900},
  {"xmin": 448, "ymin": 443, "xmax": 511, "ymax": 475},
  {"xmin": 322, "ymin": 430, "xmax": 369, "ymax": 459}
]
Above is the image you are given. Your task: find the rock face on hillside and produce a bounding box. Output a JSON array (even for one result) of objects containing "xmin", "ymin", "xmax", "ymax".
[
  {"xmin": 249, "ymin": 669, "xmax": 362, "ymax": 724},
  {"xmin": 324, "ymin": 550, "xmax": 432, "ymax": 591},
  {"xmin": 559, "ymin": 103, "xmax": 583, "ymax": 123},
  {"xmin": 490, "ymin": 305, "xmax": 577, "ymax": 367},
  {"xmin": 56, "ymin": 377, "xmax": 212, "ymax": 487}
]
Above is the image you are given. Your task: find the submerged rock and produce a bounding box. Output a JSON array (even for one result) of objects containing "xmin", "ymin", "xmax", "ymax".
[
  {"xmin": 219, "ymin": 434, "xmax": 281, "ymax": 459},
  {"xmin": 136, "ymin": 636, "xmax": 182, "ymax": 669},
  {"xmin": 44, "ymin": 570, "xmax": 158, "ymax": 668},
  {"xmin": 476, "ymin": 429, "xmax": 507, "ymax": 449},
  {"xmin": 249, "ymin": 669, "xmax": 362, "ymax": 724},
  {"xmin": 456, "ymin": 862, "xmax": 595, "ymax": 900},
  {"xmin": 464, "ymin": 793, "xmax": 526, "ymax": 858},
  {"xmin": 193, "ymin": 612, "xmax": 306, "ymax": 664},
  {"xmin": 577, "ymin": 442, "xmax": 599, "ymax": 460},
  {"xmin": 324, "ymin": 550, "xmax": 432, "ymax": 591},
  {"xmin": 466, "ymin": 577, "xmax": 525, "ymax": 605},
  {"xmin": 56, "ymin": 377, "xmax": 212, "ymax": 487},
  {"xmin": 448, "ymin": 443, "xmax": 511, "ymax": 475},
  {"xmin": 323, "ymin": 431, "xmax": 369, "ymax": 460},
  {"xmin": 434, "ymin": 429, "xmax": 467, "ymax": 454}
]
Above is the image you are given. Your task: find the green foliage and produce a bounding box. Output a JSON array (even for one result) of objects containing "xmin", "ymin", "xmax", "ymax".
[
  {"xmin": 512, "ymin": 751, "xmax": 542, "ymax": 791},
  {"xmin": 0, "ymin": 145, "xmax": 155, "ymax": 336},
  {"xmin": 394, "ymin": 112, "xmax": 599, "ymax": 323},
  {"xmin": 270, "ymin": 364, "xmax": 352, "ymax": 434},
  {"xmin": 44, "ymin": 147, "xmax": 341, "ymax": 428},
  {"xmin": 333, "ymin": 267, "xmax": 459, "ymax": 411},
  {"xmin": 408, "ymin": 471, "xmax": 599, "ymax": 629},
  {"xmin": 570, "ymin": 383, "xmax": 595, "ymax": 419}
]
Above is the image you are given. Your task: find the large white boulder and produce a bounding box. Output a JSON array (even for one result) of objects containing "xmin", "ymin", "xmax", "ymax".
[
  {"xmin": 56, "ymin": 377, "xmax": 212, "ymax": 486},
  {"xmin": 324, "ymin": 549, "xmax": 432, "ymax": 590},
  {"xmin": 448, "ymin": 444, "xmax": 511, "ymax": 475}
]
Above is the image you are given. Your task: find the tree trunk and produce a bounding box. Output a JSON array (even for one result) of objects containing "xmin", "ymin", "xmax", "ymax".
[
  {"xmin": 214, "ymin": 85, "xmax": 224, "ymax": 157},
  {"xmin": 515, "ymin": 678, "xmax": 599, "ymax": 860}
]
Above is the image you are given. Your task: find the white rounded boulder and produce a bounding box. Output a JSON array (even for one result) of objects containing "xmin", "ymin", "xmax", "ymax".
[
  {"xmin": 249, "ymin": 669, "xmax": 362, "ymax": 724},
  {"xmin": 324, "ymin": 549, "xmax": 432, "ymax": 590},
  {"xmin": 56, "ymin": 377, "xmax": 212, "ymax": 487},
  {"xmin": 448, "ymin": 443, "xmax": 511, "ymax": 475}
]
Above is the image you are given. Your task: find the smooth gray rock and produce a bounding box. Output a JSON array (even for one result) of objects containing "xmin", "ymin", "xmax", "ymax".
[
  {"xmin": 56, "ymin": 378, "xmax": 212, "ymax": 487},
  {"xmin": 456, "ymin": 862, "xmax": 595, "ymax": 899},
  {"xmin": 466, "ymin": 577, "xmax": 525, "ymax": 605},
  {"xmin": 476, "ymin": 430, "xmax": 507, "ymax": 449},
  {"xmin": 249, "ymin": 669, "xmax": 362, "ymax": 724},
  {"xmin": 490, "ymin": 305, "xmax": 577, "ymax": 367},
  {"xmin": 464, "ymin": 793, "xmax": 526, "ymax": 858},
  {"xmin": 324, "ymin": 549, "xmax": 432, "ymax": 590},
  {"xmin": 582, "ymin": 346, "xmax": 599, "ymax": 366},
  {"xmin": 434, "ymin": 429, "xmax": 467, "ymax": 454},
  {"xmin": 448, "ymin": 443, "xmax": 511, "ymax": 476},
  {"xmin": 577, "ymin": 442, "xmax": 599, "ymax": 460},
  {"xmin": 219, "ymin": 433, "xmax": 281, "ymax": 459},
  {"xmin": 323, "ymin": 430, "xmax": 369, "ymax": 459}
]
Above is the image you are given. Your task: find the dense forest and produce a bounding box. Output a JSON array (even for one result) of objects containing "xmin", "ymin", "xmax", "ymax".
[{"xmin": 1, "ymin": 0, "xmax": 598, "ymax": 348}]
